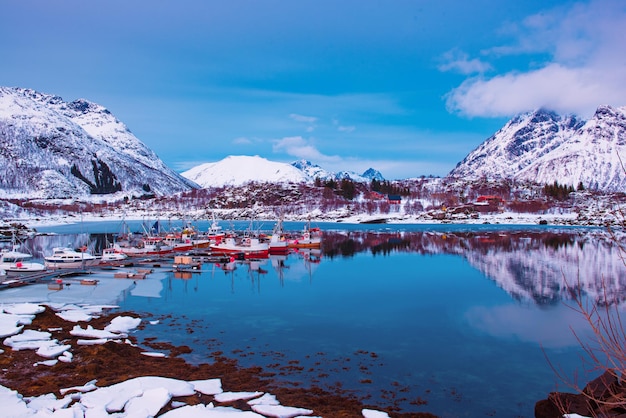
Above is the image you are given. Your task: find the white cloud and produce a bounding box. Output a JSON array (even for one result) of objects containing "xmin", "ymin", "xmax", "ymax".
[
  {"xmin": 438, "ymin": 49, "xmax": 492, "ymax": 75},
  {"xmin": 232, "ymin": 137, "xmax": 252, "ymax": 145},
  {"xmin": 446, "ymin": 63, "xmax": 621, "ymax": 117},
  {"xmin": 271, "ymin": 136, "xmax": 450, "ymax": 179},
  {"xmin": 272, "ymin": 136, "xmax": 341, "ymax": 163},
  {"xmin": 289, "ymin": 113, "xmax": 318, "ymax": 123},
  {"xmin": 338, "ymin": 125, "xmax": 355, "ymax": 133},
  {"xmin": 445, "ymin": 0, "xmax": 626, "ymax": 117}
]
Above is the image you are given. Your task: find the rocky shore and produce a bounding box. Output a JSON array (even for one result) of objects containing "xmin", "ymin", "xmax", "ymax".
[
  {"xmin": 535, "ymin": 370, "xmax": 625, "ymax": 418},
  {"xmin": 1, "ymin": 305, "xmax": 437, "ymax": 418}
]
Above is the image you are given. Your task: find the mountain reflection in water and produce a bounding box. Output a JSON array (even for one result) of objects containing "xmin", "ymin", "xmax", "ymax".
[{"xmin": 320, "ymin": 229, "xmax": 626, "ymax": 306}]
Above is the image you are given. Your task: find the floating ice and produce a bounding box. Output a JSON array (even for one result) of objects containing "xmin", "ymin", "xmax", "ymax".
[
  {"xmin": 36, "ymin": 342, "xmax": 72, "ymax": 358},
  {"xmin": 80, "ymin": 376, "xmax": 196, "ymax": 412},
  {"xmin": 76, "ymin": 338, "xmax": 115, "ymax": 346},
  {"xmin": 70, "ymin": 324, "xmax": 125, "ymax": 339},
  {"xmin": 140, "ymin": 351, "xmax": 167, "ymax": 357},
  {"xmin": 60, "ymin": 379, "xmax": 98, "ymax": 395},
  {"xmin": 214, "ymin": 391, "xmax": 264, "ymax": 403},
  {"xmin": 191, "ymin": 378, "xmax": 223, "ymax": 396},
  {"xmin": 3, "ymin": 329, "xmax": 51, "ymax": 345},
  {"xmin": 34, "ymin": 359, "xmax": 58, "ymax": 367},
  {"xmin": 56, "ymin": 309, "xmax": 93, "ymax": 322},
  {"xmin": 251, "ymin": 403, "xmax": 314, "ymax": 417},
  {"xmin": 104, "ymin": 315, "xmax": 141, "ymax": 333},
  {"xmin": 362, "ymin": 409, "xmax": 391, "ymax": 418},
  {"xmin": 2, "ymin": 303, "xmax": 45, "ymax": 315},
  {"xmin": 247, "ymin": 393, "xmax": 278, "ymax": 406},
  {"xmin": 0, "ymin": 384, "xmax": 31, "ymax": 417},
  {"xmin": 160, "ymin": 404, "xmax": 264, "ymax": 417},
  {"xmin": 124, "ymin": 387, "xmax": 171, "ymax": 417},
  {"xmin": 0, "ymin": 313, "xmax": 25, "ymax": 338}
]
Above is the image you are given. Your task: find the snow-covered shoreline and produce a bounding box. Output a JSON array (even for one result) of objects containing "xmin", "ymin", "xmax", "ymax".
[
  {"xmin": 0, "ymin": 271, "xmax": 396, "ymax": 417},
  {"xmin": 5, "ymin": 208, "xmax": 588, "ymax": 231},
  {"xmin": 0, "ymin": 302, "xmax": 336, "ymax": 417}
]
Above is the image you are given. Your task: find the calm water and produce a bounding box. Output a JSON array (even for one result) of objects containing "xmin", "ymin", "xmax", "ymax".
[{"xmin": 26, "ymin": 221, "xmax": 626, "ymax": 417}]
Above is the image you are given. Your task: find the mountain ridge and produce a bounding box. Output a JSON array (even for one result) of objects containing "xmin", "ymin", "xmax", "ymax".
[
  {"xmin": 449, "ymin": 105, "xmax": 626, "ymax": 191},
  {"xmin": 0, "ymin": 87, "xmax": 197, "ymax": 199}
]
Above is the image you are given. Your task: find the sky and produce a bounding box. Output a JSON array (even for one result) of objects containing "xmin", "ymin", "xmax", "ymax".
[{"xmin": 1, "ymin": 0, "xmax": 625, "ymax": 180}]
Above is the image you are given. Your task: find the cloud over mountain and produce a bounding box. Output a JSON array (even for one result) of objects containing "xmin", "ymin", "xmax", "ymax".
[{"xmin": 444, "ymin": 0, "xmax": 626, "ymax": 118}]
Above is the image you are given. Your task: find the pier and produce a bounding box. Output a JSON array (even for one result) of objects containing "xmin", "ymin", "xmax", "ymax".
[{"xmin": 0, "ymin": 268, "xmax": 95, "ymax": 289}]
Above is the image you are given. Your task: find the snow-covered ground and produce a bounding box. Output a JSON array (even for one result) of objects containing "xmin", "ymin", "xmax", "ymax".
[{"xmin": 2, "ymin": 206, "xmax": 587, "ymax": 232}]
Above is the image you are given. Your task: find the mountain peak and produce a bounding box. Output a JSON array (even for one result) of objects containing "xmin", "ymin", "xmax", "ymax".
[
  {"xmin": 0, "ymin": 86, "xmax": 195, "ymax": 199},
  {"xmin": 449, "ymin": 107, "xmax": 626, "ymax": 191},
  {"xmin": 362, "ymin": 168, "xmax": 384, "ymax": 181},
  {"xmin": 182, "ymin": 155, "xmax": 309, "ymax": 187}
]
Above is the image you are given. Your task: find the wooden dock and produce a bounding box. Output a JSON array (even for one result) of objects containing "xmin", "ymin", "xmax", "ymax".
[{"xmin": 0, "ymin": 268, "xmax": 94, "ymax": 290}]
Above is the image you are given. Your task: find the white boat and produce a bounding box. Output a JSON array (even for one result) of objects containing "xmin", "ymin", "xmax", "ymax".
[
  {"xmin": 0, "ymin": 248, "xmax": 46, "ymax": 276},
  {"xmin": 202, "ymin": 212, "xmax": 225, "ymax": 245},
  {"xmin": 113, "ymin": 236, "xmax": 174, "ymax": 257},
  {"xmin": 100, "ymin": 247, "xmax": 129, "ymax": 266},
  {"xmin": 44, "ymin": 247, "xmax": 100, "ymax": 269},
  {"xmin": 210, "ymin": 235, "xmax": 269, "ymax": 258}
]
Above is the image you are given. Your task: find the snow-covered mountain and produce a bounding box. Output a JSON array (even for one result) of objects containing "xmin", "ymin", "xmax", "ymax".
[
  {"xmin": 290, "ymin": 160, "xmax": 383, "ymax": 183},
  {"xmin": 290, "ymin": 159, "xmax": 333, "ymax": 181},
  {"xmin": 183, "ymin": 156, "xmax": 386, "ymax": 187},
  {"xmin": 0, "ymin": 87, "xmax": 197, "ymax": 199},
  {"xmin": 449, "ymin": 106, "xmax": 626, "ymax": 191},
  {"xmin": 182, "ymin": 155, "xmax": 309, "ymax": 187}
]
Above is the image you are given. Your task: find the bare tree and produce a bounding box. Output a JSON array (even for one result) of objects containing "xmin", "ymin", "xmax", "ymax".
[{"xmin": 540, "ymin": 207, "xmax": 626, "ymax": 418}]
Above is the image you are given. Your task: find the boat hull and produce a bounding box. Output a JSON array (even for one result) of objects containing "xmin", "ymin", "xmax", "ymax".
[
  {"xmin": 4, "ymin": 264, "xmax": 46, "ymax": 276},
  {"xmin": 44, "ymin": 258, "xmax": 101, "ymax": 269},
  {"xmin": 209, "ymin": 246, "xmax": 269, "ymax": 259},
  {"xmin": 287, "ymin": 239, "xmax": 322, "ymax": 249}
]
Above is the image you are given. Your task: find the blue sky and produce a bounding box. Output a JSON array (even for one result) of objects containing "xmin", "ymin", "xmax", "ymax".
[{"xmin": 2, "ymin": 0, "xmax": 625, "ymax": 179}]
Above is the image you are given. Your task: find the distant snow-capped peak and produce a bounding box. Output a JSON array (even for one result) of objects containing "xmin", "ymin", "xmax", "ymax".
[
  {"xmin": 182, "ymin": 155, "xmax": 310, "ymax": 187},
  {"xmin": 290, "ymin": 159, "xmax": 332, "ymax": 181},
  {"xmin": 182, "ymin": 156, "xmax": 386, "ymax": 187}
]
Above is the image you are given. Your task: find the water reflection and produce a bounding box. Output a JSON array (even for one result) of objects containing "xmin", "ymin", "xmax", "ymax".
[
  {"xmin": 8, "ymin": 228, "xmax": 625, "ymax": 307},
  {"xmin": 321, "ymin": 229, "xmax": 626, "ymax": 306}
]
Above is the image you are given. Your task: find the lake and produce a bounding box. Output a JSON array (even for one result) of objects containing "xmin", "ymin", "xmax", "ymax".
[{"xmin": 17, "ymin": 221, "xmax": 626, "ymax": 417}]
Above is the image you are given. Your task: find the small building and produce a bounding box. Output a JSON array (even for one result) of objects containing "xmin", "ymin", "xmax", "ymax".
[
  {"xmin": 387, "ymin": 194, "xmax": 402, "ymax": 204},
  {"xmin": 476, "ymin": 195, "xmax": 504, "ymax": 204}
]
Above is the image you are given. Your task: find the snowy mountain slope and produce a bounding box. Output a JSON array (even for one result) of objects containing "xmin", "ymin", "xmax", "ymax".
[
  {"xmin": 182, "ymin": 156, "xmax": 387, "ymax": 187},
  {"xmin": 0, "ymin": 87, "xmax": 196, "ymax": 199},
  {"xmin": 182, "ymin": 155, "xmax": 310, "ymax": 187},
  {"xmin": 449, "ymin": 106, "xmax": 626, "ymax": 191},
  {"xmin": 291, "ymin": 159, "xmax": 384, "ymax": 183},
  {"xmin": 290, "ymin": 160, "xmax": 333, "ymax": 181}
]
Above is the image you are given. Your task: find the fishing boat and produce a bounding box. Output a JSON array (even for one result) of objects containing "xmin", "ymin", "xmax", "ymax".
[
  {"xmin": 113, "ymin": 236, "xmax": 174, "ymax": 257},
  {"xmin": 288, "ymin": 223, "xmax": 322, "ymax": 248},
  {"xmin": 44, "ymin": 247, "xmax": 100, "ymax": 269},
  {"xmin": 162, "ymin": 233, "xmax": 195, "ymax": 252},
  {"xmin": 268, "ymin": 218, "xmax": 289, "ymax": 254},
  {"xmin": 0, "ymin": 247, "xmax": 46, "ymax": 276},
  {"xmin": 99, "ymin": 247, "xmax": 129, "ymax": 266},
  {"xmin": 210, "ymin": 234, "xmax": 269, "ymax": 258},
  {"xmin": 203, "ymin": 213, "xmax": 226, "ymax": 245}
]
